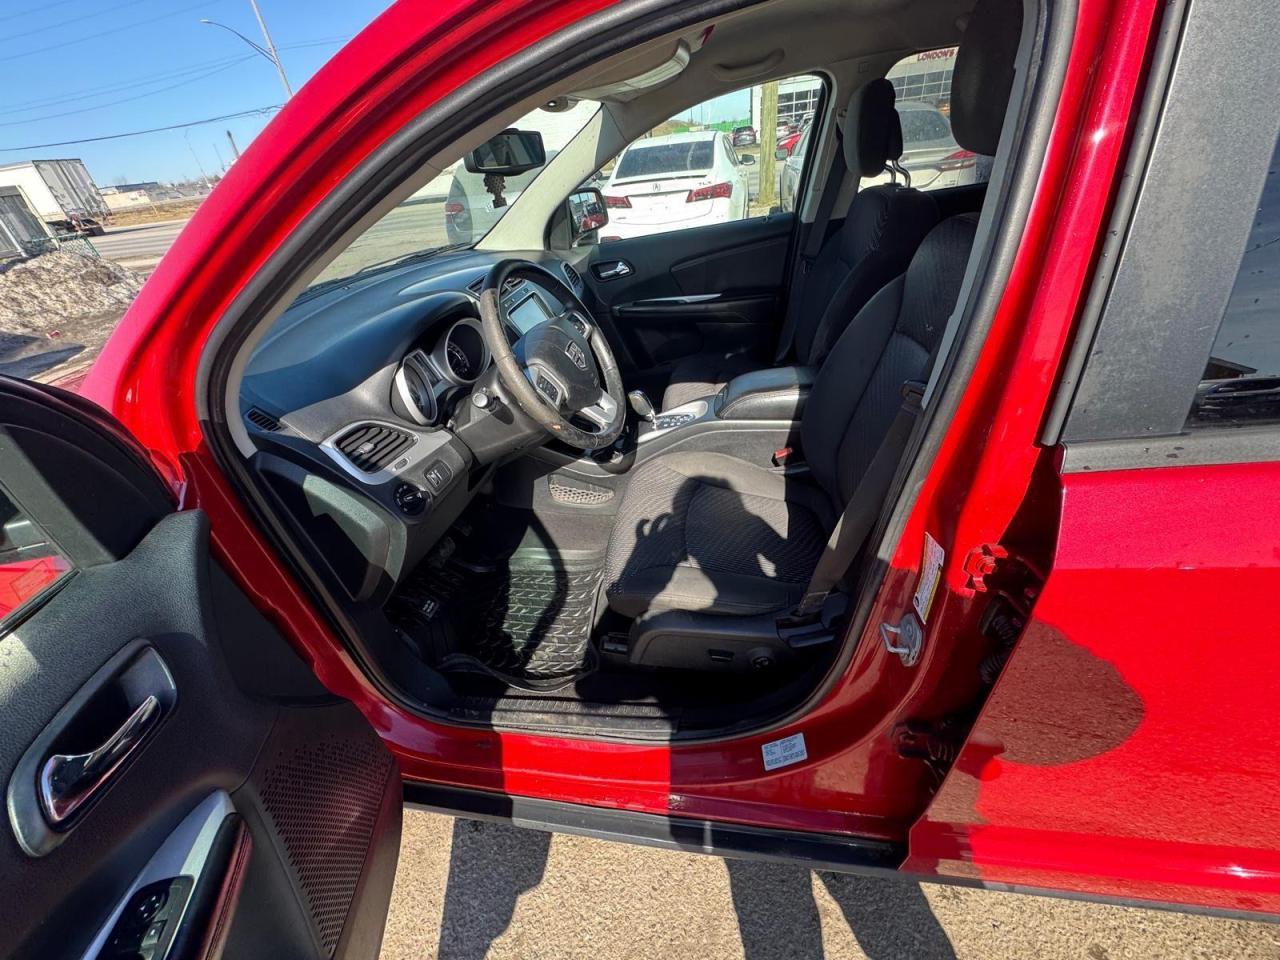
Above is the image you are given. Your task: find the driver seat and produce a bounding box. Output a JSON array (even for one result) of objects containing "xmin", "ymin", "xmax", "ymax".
[
  {"xmin": 601, "ymin": 0, "xmax": 1019, "ymax": 666},
  {"xmin": 604, "ymin": 214, "xmax": 977, "ymax": 626}
]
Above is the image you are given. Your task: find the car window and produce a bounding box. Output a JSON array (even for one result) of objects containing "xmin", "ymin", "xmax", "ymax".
[
  {"xmin": 793, "ymin": 128, "xmax": 811, "ymax": 162},
  {"xmin": 308, "ymin": 99, "xmax": 600, "ymax": 286},
  {"xmin": 598, "ymin": 73, "xmax": 821, "ymax": 242},
  {"xmin": 1186, "ymin": 129, "xmax": 1280, "ymax": 426},
  {"xmin": 876, "ymin": 47, "xmax": 993, "ymax": 193},
  {"xmin": 0, "ymin": 484, "xmax": 72, "ymax": 631}
]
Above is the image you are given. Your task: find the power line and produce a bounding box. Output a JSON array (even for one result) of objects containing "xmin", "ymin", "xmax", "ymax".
[
  {"xmin": 0, "ymin": 0, "xmax": 225, "ymax": 64},
  {"xmin": 0, "ymin": 38, "xmax": 346, "ymax": 117},
  {"xmin": 0, "ymin": 0, "xmax": 88, "ymax": 26},
  {"xmin": 0, "ymin": 55, "xmax": 254, "ymax": 118},
  {"xmin": 0, "ymin": 106, "xmax": 283, "ymax": 152},
  {"xmin": 5, "ymin": 0, "xmax": 157, "ymax": 43},
  {"xmin": 0, "ymin": 58, "xmax": 254, "ymax": 127}
]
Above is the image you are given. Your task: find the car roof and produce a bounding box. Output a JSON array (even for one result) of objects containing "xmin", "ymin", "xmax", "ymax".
[{"xmin": 625, "ymin": 131, "xmax": 720, "ymax": 147}]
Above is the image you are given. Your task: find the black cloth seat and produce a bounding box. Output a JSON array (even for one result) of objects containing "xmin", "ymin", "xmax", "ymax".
[
  {"xmin": 603, "ymin": 452, "xmax": 835, "ymax": 618},
  {"xmin": 661, "ymin": 78, "xmax": 940, "ymax": 410},
  {"xmin": 605, "ymin": 0, "xmax": 1020, "ymax": 627},
  {"xmin": 607, "ymin": 215, "xmax": 980, "ymax": 620}
]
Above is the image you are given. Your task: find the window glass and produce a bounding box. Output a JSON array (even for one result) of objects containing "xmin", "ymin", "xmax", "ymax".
[
  {"xmin": 0, "ymin": 485, "xmax": 71, "ymax": 629},
  {"xmin": 309, "ymin": 99, "xmax": 601, "ymax": 287},
  {"xmin": 873, "ymin": 48, "xmax": 994, "ymax": 192},
  {"xmin": 598, "ymin": 74, "xmax": 822, "ymax": 241},
  {"xmin": 1187, "ymin": 131, "xmax": 1280, "ymax": 426}
]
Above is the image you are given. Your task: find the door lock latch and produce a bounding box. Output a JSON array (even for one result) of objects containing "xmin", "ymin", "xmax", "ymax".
[{"xmin": 879, "ymin": 615, "xmax": 924, "ymax": 667}]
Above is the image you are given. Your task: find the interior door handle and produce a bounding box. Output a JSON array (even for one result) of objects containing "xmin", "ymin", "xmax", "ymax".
[
  {"xmin": 39, "ymin": 694, "xmax": 160, "ymax": 825},
  {"xmin": 593, "ymin": 259, "xmax": 633, "ymax": 281}
]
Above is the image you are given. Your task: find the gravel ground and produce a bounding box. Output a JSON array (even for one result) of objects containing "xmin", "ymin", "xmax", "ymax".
[{"xmin": 382, "ymin": 810, "xmax": 1280, "ymax": 960}]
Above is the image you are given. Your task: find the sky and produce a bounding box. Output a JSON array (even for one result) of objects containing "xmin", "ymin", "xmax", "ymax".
[{"xmin": 0, "ymin": 0, "xmax": 394, "ymax": 184}]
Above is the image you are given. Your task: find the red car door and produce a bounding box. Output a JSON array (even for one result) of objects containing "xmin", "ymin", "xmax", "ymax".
[{"xmin": 907, "ymin": 0, "xmax": 1280, "ymax": 916}]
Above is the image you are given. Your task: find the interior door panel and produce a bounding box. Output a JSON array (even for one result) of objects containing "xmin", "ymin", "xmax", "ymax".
[
  {"xmin": 0, "ymin": 377, "xmax": 400, "ymax": 960},
  {"xmin": 585, "ymin": 214, "xmax": 794, "ymax": 392}
]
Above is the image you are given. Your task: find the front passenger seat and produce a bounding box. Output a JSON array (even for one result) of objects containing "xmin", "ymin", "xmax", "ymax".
[{"xmin": 661, "ymin": 79, "xmax": 941, "ymax": 410}]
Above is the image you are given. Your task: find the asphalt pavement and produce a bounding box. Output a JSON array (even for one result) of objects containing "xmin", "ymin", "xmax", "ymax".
[
  {"xmin": 92, "ymin": 219, "xmax": 191, "ymax": 273},
  {"xmin": 381, "ymin": 810, "xmax": 1280, "ymax": 960}
]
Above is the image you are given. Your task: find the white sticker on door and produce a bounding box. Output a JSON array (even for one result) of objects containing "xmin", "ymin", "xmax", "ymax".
[
  {"xmin": 912, "ymin": 532, "xmax": 945, "ymax": 623},
  {"xmin": 762, "ymin": 733, "xmax": 808, "ymax": 771}
]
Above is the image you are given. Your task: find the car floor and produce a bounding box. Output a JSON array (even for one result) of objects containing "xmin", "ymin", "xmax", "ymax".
[{"xmin": 381, "ymin": 809, "xmax": 1280, "ymax": 960}]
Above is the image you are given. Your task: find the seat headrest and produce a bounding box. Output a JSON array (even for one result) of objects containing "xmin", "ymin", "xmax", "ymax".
[
  {"xmin": 841, "ymin": 78, "xmax": 904, "ymax": 177},
  {"xmin": 951, "ymin": 0, "xmax": 1023, "ymax": 156}
]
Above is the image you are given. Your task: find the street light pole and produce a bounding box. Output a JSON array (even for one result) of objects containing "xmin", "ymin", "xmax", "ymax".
[
  {"xmin": 247, "ymin": 0, "xmax": 293, "ymax": 98},
  {"xmin": 199, "ymin": 1, "xmax": 293, "ymax": 100}
]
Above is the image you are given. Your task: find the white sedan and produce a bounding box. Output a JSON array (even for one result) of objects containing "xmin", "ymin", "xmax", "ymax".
[{"xmin": 600, "ymin": 131, "xmax": 752, "ymax": 240}]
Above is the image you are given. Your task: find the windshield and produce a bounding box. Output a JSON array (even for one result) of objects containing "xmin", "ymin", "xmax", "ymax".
[
  {"xmin": 308, "ymin": 99, "xmax": 600, "ymax": 288},
  {"xmin": 614, "ymin": 140, "xmax": 715, "ymax": 179}
]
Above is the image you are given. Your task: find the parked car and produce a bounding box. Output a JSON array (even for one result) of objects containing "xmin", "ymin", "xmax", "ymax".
[
  {"xmin": 731, "ymin": 124, "xmax": 757, "ymax": 146},
  {"xmin": 775, "ymin": 127, "xmax": 804, "ymax": 158},
  {"xmin": 777, "ymin": 125, "xmax": 812, "ymax": 212},
  {"xmin": 7, "ymin": 0, "xmax": 1280, "ymax": 955},
  {"xmin": 861, "ymin": 100, "xmax": 985, "ymax": 190},
  {"xmin": 600, "ymin": 131, "xmax": 750, "ymax": 239}
]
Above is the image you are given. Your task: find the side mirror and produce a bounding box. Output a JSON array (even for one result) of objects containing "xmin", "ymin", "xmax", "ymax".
[
  {"xmin": 464, "ymin": 128, "xmax": 546, "ymax": 176},
  {"xmin": 774, "ymin": 146, "xmax": 789, "ymax": 161},
  {"xmin": 738, "ymin": 153, "xmax": 756, "ymax": 165},
  {"xmin": 568, "ymin": 187, "xmax": 608, "ymax": 245}
]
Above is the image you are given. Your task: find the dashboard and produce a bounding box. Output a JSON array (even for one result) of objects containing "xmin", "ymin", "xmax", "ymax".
[{"xmin": 238, "ymin": 249, "xmax": 588, "ymax": 605}]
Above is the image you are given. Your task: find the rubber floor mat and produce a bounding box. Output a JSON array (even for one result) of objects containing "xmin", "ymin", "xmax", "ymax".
[{"xmin": 389, "ymin": 550, "xmax": 604, "ymax": 689}]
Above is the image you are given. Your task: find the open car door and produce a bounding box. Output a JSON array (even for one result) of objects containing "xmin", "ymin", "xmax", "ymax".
[{"xmin": 0, "ymin": 376, "xmax": 401, "ymax": 959}]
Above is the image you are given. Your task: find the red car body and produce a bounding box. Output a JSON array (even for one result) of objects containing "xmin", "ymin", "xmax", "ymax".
[{"xmin": 68, "ymin": 0, "xmax": 1280, "ymax": 919}]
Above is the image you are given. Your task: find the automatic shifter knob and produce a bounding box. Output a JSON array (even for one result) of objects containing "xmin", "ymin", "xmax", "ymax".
[{"xmin": 627, "ymin": 390, "xmax": 657, "ymax": 423}]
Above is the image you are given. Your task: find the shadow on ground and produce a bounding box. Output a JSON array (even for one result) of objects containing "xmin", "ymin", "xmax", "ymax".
[
  {"xmin": 0, "ymin": 331, "xmax": 85, "ymax": 380},
  {"xmin": 435, "ymin": 819, "xmax": 955, "ymax": 960}
]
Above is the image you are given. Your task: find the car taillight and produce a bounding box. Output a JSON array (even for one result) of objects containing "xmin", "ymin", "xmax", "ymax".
[
  {"xmin": 687, "ymin": 181, "xmax": 732, "ymax": 203},
  {"xmin": 604, "ymin": 194, "xmax": 631, "ymax": 209},
  {"xmin": 937, "ymin": 149, "xmax": 977, "ymax": 171},
  {"xmin": 444, "ymin": 201, "xmax": 465, "ymax": 216}
]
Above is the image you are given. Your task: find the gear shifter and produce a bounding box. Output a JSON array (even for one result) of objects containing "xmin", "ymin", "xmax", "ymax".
[{"xmin": 627, "ymin": 389, "xmax": 657, "ymax": 424}]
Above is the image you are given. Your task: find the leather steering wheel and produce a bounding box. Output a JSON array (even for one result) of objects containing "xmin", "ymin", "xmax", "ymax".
[{"xmin": 477, "ymin": 259, "xmax": 625, "ymax": 451}]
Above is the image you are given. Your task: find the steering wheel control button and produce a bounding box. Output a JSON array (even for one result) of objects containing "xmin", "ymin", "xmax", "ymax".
[
  {"xmin": 423, "ymin": 460, "xmax": 454, "ymax": 494},
  {"xmin": 394, "ymin": 483, "xmax": 429, "ymax": 516},
  {"xmin": 535, "ymin": 374, "xmax": 560, "ymax": 404}
]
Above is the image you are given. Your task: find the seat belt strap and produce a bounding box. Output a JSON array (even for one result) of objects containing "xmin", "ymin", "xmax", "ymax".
[
  {"xmin": 791, "ymin": 380, "xmax": 924, "ymax": 618},
  {"xmin": 774, "ymin": 131, "xmax": 846, "ymax": 364}
]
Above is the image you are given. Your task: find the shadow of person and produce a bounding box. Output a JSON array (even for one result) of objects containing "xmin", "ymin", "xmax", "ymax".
[
  {"xmin": 436, "ymin": 819, "xmax": 552, "ymax": 960},
  {"xmin": 726, "ymin": 858, "xmax": 957, "ymax": 960}
]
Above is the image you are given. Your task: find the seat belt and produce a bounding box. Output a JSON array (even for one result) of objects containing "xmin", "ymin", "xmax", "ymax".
[
  {"xmin": 774, "ymin": 130, "xmax": 846, "ymax": 364},
  {"xmin": 783, "ymin": 379, "xmax": 925, "ymax": 627}
]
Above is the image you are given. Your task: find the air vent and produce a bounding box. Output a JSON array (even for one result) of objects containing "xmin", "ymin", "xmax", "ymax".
[
  {"xmin": 467, "ymin": 276, "xmax": 484, "ymax": 296},
  {"xmin": 246, "ymin": 407, "xmax": 281, "ymax": 432},
  {"xmin": 335, "ymin": 424, "xmax": 414, "ymax": 473},
  {"xmin": 562, "ymin": 262, "xmax": 582, "ymax": 289}
]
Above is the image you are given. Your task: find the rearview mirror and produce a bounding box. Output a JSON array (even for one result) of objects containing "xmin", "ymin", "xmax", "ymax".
[
  {"xmin": 464, "ymin": 128, "xmax": 547, "ymax": 176},
  {"xmin": 568, "ymin": 187, "xmax": 608, "ymax": 245},
  {"xmin": 738, "ymin": 153, "xmax": 756, "ymax": 165}
]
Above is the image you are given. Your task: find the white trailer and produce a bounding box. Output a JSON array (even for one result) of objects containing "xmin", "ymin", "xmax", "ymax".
[{"xmin": 0, "ymin": 159, "xmax": 109, "ymax": 236}]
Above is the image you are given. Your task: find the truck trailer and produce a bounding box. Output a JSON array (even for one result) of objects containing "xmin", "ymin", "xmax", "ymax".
[{"xmin": 0, "ymin": 159, "xmax": 109, "ymax": 236}]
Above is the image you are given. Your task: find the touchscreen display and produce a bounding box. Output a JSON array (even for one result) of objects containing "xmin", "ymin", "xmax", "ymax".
[{"xmin": 508, "ymin": 294, "xmax": 552, "ymax": 334}]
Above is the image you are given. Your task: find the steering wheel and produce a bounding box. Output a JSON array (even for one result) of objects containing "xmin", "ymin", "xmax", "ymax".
[{"xmin": 477, "ymin": 259, "xmax": 625, "ymax": 451}]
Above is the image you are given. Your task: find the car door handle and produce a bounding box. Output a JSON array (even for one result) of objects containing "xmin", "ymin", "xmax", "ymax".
[
  {"xmin": 38, "ymin": 694, "xmax": 161, "ymax": 825},
  {"xmin": 592, "ymin": 259, "xmax": 632, "ymax": 281}
]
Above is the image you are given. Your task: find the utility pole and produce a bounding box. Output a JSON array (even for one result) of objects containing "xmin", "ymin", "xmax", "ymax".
[
  {"xmin": 225, "ymin": 130, "xmax": 241, "ymax": 160},
  {"xmin": 199, "ymin": 1, "xmax": 293, "ymax": 100},
  {"xmin": 184, "ymin": 129, "xmax": 213, "ymax": 192},
  {"xmin": 248, "ymin": 0, "xmax": 293, "ymax": 98},
  {"xmin": 757, "ymin": 80, "xmax": 780, "ymax": 210},
  {"xmin": 212, "ymin": 140, "xmax": 227, "ymax": 173}
]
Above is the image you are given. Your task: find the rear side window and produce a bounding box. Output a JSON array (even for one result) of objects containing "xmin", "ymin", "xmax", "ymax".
[
  {"xmin": 1188, "ymin": 131, "xmax": 1280, "ymax": 425},
  {"xmin": 615, "ymin": 141, "xmax": 715, "ymax": 178},
  {"xmin": 880, "ymin": 47, "xmax": 993, "ymax": 192},
  {"xmin": 0, "ymin": 485, "xmax": 72, "ymax": 631}
]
